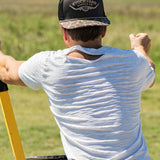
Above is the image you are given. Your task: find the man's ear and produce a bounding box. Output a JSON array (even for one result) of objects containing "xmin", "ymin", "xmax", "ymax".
[
  {"xmin": 60, "ymin": 24, "xmax": 69, "ymax": 41},
  {"xmin": 60, "ymin": 24, "xmax": 71, "ymax": 48},
  {"xmin": 102, "ymin": 26, "xmax": 107, "ymax": 38}
]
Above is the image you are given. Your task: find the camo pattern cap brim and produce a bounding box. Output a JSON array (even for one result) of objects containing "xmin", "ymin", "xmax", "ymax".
[{"xmin": 60, "ymin": 18, "xmax": 110, "ymax": 29}]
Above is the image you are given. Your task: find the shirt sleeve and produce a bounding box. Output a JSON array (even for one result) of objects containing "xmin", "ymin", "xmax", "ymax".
[
  {"xmin": 18, "ymin": 52, "xmax": 48, "ymax": 90},
  {"xmin": 134, "ymin": 50, "xmax": 155, "ymax": 91},
  {"xmin": 142, "ymin": 62, "xmax": 155, "ymax": 91}
]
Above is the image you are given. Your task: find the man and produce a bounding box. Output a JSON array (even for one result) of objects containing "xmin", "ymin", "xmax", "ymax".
[{"xmin": 0, "ymin": 0, "xmax": 155, "ymax": 159}]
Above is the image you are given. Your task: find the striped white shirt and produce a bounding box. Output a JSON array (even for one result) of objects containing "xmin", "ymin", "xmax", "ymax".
[{"xmin": 19, "ymin": 45, "xmax": 154, "ymax": 160}]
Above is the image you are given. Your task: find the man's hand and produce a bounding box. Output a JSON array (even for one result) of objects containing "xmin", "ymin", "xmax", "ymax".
[
  {"xmin": 0, "ymin": 41, "xmax": 26, "ymax": 86},
  {"xmin": 129, "ymin": 33, "xmax": 151, "ymax": 56}
]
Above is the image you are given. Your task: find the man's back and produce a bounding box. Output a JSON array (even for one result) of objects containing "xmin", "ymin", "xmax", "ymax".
[
  {"xmin": 19, "ymin": 45, "xmax": 154, "ymax": 160},
  {"xmin": 0, "ymin": 0, "xmax": 155, "ymax": 159}
]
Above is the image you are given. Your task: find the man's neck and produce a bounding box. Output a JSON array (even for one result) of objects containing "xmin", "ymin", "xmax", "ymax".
[
  {"xmin": 67, "ymin": 50, "xmax": 103, "ymax": 60},
  {"xmin": 66, "ymin": 37, "xmax": 102, "ymax": 49},
  {"xmin": 75, "ymin": 41, "xmax": 102, "ymax": 49},
  {"xmin": 66, "ymin": 38, "xmax": 103, "ymax": 60}
]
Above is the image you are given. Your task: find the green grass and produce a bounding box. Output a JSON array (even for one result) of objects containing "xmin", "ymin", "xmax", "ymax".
[{"xmin": 0, "ymin": 0, "xmax": 160, "ymax": 159}]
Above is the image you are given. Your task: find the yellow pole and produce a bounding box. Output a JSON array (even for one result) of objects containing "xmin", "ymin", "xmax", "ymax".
[{"xmin": 0, "ymin": 81, "xmax": 25, "ymax": 160}]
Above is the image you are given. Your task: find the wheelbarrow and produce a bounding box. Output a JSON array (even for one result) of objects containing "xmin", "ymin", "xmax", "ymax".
[{"xmin": 0, "ymin": 81, "xmax": 67, "ymax": 160}]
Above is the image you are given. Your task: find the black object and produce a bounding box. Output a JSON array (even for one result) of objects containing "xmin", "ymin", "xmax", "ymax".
[
  {"xmin": 26, "ymin": 155, "xmax": 67, "ymax": 160},
  {"xmin": 0, "ymin": 80, "xmax": 8, "ymax": 92},
  {"xmin": 58, "ymin": 0, "xmax": 110, "ymax": 29}
]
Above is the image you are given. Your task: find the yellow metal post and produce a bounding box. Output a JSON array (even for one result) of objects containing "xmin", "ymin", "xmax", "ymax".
[{"xmin": 0, "ymin": 81, "xmax": 25, "ymax": 160}]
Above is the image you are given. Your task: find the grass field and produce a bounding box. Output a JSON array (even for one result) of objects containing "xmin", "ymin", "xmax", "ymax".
[{"xmin": 0, "ymin": 0, "xmax": 160, "ymax": 159}]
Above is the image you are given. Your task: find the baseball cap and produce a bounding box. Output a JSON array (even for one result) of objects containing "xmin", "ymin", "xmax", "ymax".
[{"xmin": 58, "ymin": 0, "xmax": 110, "ymax": 29}]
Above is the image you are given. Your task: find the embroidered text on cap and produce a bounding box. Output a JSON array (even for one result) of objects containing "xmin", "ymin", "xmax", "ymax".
[{"xmin": 70, "ymin": 0, "xmax": 99, "ymax": 12}]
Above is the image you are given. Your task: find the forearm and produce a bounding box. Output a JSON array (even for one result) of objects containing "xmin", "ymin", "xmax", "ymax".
[
  {"xmin": 129, "ymin": 33, "xmax": 155, "ymax": 71},
  {"xmin": 0, "ymin": 52, "xmax": 26, "ymax": 86}
]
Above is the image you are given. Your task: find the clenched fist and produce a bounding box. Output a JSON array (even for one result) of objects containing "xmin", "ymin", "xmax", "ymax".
[{"xmin": 129, "ymin": 33, "xmax": 151, "ymax": 55}]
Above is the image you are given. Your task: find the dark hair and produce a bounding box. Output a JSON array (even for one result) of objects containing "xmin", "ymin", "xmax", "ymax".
[{"xmin": 66, "ymin": 26, "xmax": 106, "ymax": 42}]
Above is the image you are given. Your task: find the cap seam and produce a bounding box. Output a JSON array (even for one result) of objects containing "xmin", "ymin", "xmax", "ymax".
[{"xmin": 59, "ymin": 17, "xmax": 110, "ymax": 23}]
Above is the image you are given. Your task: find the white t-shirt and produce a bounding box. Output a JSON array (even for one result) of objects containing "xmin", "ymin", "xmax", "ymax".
[{"xmin": 19, "ymin": 45, "xmax": 155, "ymax": 160}]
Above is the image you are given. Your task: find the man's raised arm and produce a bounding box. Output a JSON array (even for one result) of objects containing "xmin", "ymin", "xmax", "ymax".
[
  {"xmin": 129, "ymin": 33, "xmax": 155, "ymax": 87},
  {"xmin": 0, "ymin": 42, "xmax": 26, "ymax": 86}
]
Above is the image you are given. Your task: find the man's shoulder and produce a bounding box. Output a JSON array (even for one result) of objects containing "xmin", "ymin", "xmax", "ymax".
[
  {"xmin": 102, "ymin": 46, "xmax": 136, "ymax": 57},
  {"xmin": 29, "ymin": 50, "xmax": 58, "ymax": 62}
]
